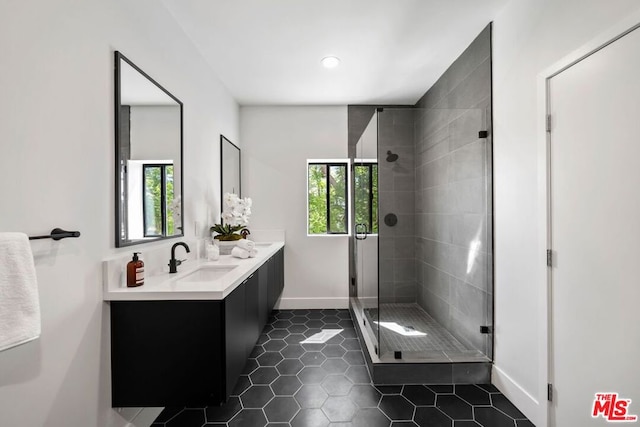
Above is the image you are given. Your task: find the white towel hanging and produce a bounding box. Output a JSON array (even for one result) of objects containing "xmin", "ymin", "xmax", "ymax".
[{"xmin": 0, "ymin": 232, "xmax": 41, "ymax": 352}]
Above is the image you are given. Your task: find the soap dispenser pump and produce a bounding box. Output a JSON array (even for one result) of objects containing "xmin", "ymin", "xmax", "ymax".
[{"xmin": 127, "ymin": 252, "xmax": 144, "ymax": 287}]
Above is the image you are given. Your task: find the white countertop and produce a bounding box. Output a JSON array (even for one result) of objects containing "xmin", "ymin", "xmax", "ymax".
[{"xmin": 103, "ymin": 242, "xmax": 284, "ymax": 301}]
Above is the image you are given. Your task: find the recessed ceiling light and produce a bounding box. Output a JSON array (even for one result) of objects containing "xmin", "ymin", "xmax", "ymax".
[{"xmin": 321, "ymin": 56, "xmax": 340, "ymax": 69}]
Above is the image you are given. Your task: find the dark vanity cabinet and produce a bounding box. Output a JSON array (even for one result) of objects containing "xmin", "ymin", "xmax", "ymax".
[{"xmin": 110, "ymin": 248, "xmax": 284, "ymax": 407}]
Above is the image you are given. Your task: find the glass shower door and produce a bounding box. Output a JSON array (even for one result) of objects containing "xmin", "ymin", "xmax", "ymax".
[{"xmin": 353, "ymin": 111, "xmax": 379, "ymax": 352}]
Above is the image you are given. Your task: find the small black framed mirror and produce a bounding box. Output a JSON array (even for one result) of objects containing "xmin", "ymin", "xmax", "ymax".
[
  {"xmin": 114, "ymin": 51, "xmax": 184, "ymax": 247},
  {"xmin": 220, "ymin": 135, "xmax": 241, "ymax": 197}
]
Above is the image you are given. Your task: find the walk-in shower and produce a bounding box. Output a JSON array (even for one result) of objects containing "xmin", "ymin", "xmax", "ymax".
[
  {"xmin": 349, "ymin": 24, "xmax": 493, "ymax": 383},
  {"xmin": 350, "ymin": 104, "xmax": 493, "ymax": 382}
]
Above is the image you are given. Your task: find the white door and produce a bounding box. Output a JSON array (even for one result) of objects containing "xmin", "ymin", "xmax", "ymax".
[{"xmin": 548, "ymin": 26, "xmax": 640, "ymax": 426}]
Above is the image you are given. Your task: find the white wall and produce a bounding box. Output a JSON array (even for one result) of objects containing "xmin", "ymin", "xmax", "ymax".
[
  {"xmin": 130, "ymin": 105, "xmax": 181, "ymax": 161},
  {"xmin": 0, "ymin": 0, "xmax": 238, "ymax": 426},
  {"xmin": 492, "ymin": 1, "xmax": 640, "ymax": 424},
  {"xmin": 240, "ymin": 106, "xmax": 349, "ymax": 308}
]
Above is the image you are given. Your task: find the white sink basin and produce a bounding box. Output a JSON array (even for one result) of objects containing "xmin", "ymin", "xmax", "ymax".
[
  {"xmin": 254, "ymin": 242, "xmax": 272, "ymax": 247},
  {"xmin": 177, "ymin": 265, "xmax": 237, "ymax": 284}
]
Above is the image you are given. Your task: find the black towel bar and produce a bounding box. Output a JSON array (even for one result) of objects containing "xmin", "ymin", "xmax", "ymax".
[{"xmin": 29, "ymin": 228, "xmax": 81, "ymax": 241}]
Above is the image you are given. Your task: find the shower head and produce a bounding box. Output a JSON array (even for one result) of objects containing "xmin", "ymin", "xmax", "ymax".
[{"xmin": 386, "ymin": 150, "xmax": 399, "ymax": 162}]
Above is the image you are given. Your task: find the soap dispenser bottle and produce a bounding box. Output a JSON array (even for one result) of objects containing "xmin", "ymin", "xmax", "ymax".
[{"xmin": 127, "ymin": 252, "xmax": 144, "ymax": 287}]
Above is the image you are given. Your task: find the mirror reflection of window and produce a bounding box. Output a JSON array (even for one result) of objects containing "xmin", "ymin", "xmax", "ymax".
[
  {"xmin": 143, "ymin": 164, "xmax": 174, "ymax": 237},
  {"xmin": 115, "ymin": 51, "xmax": 184, "ymax": 247}
]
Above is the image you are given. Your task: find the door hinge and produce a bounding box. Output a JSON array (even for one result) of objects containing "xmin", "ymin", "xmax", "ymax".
[
  {"xmin": 480, "ymin": 325, "xmax": 492, "ymax": 334},
  {"xmin": 547, "ymin": 249, "xmax": 553, "ymax": 267},
  {"xmin": 548, "ymin": 383, "xmax": 553, "ymax": 402},
  {"xmin": 546, "ymin": 114, "xmax": 552, "ymax": 132}
]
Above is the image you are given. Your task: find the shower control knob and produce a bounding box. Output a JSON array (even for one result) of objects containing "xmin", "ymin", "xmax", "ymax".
[{"xmin": 384, "ymin": 213, "xmax": 398, "ymax": 227}]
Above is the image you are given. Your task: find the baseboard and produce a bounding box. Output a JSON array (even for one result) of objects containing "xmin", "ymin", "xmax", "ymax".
[
  {"xmin": 492, "ymin": 365, "xmax": 541, "ymax": 425},
  {"xmin": 275, "ymin": 297, "xmax": 349, "ymax": 309}
]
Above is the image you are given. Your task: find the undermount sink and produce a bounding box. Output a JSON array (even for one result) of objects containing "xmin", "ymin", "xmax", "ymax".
[
  {"xmin": 177, "ymin": 265, "xmax": 237, "ymax": 284},
  {"xmin": 253, "ymin": 242, "xmax": 272, "ymax": 247}
]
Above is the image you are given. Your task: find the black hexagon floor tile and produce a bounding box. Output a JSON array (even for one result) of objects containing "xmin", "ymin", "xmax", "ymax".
[
  {"xmin": 275, "ymin": 310, "xmax": 295, "ymax": 319},
  {"xmin": 454, "ymin": 385, "xmax": 490, "ymax": 406},
  {"xmin": 341, "ymin": 338, "xmax": 361, "ymax": 351},
  {"xmin": 436, "ymin": 395, "xmax": 473, "ymax": 420},
  {"xmin": 413, "ymin": 406, "xmax": 452, "ymax": 427},
  {"xmin": 379, "ymin": 395, "xmax": 415, "ymax": 421},
  {"xmin": 258, "ymin": 351, "xmax": 285, "ymax": 367},
  {"xmin": 301, "ymin": 351, "xmax": 327, "ymax": 366},
  {"xmin": 345, "ymin": 365, "xmax": 371, "ymax": 384},
  {"xmin": 326, "ymin": 334, "xmax": 345, "ymax": 345},
  {"xmin": 240, "ymin": 385, "xmax": 274, "ymax": 408},
  {"xmin": 291, "ymin": 408, "xmax": 330, "ymax": 427},
  {"xmin": 153, "ymin": 309, "xmax": 533, "ymax": 427},
  {"xmin": 264, "ymin": 396, "xmax": 300, "ymax": 423},
  {"xmin": 271, "ymin": 375, "xmax": 303, "ymax": 396},
  {"xmin": 491, "ymin": 393, "xmax": 526, "ymax": 419},
  {"xmin": 322, "ymin": 344, "xmax": 347, "ymax": 358},
  {"xmin": 295, "ymin": 384, "xmax": 329, "ymax": 408},
  {"xmin": 250, "ymin": 366, "xmax": 279, "ymax": 385},
  {"xmin": 231, "ymin": 375, "xmax": 252, "ymax": 396},
  {"xmin": 281, "ymin": 344, "xmax": 306, "ymax": 359},
  {"xmin": 276, "ymin": 358, "xmax": 304, "ymax": 375},
  {"xmin": 298, "ymin": 366, "xmax": 329, "ymax": 384},
  {"xmin": 228, "ymin": 408, "xmax": 267, "ymax": 427},
  {"xmin": 349, "ymin": 384, "xmax": 382, "ymax": 408},
  {"xmin": 343, "ymin": 351, "xmax": 365, "ymax": 366},
  {"xmin": 474, "ymin": 407, "xmax": 516, "ymax": 427},
  {"xmin": 263, "ymin": 339, "xmax": 287, "ymax": 352},
  {"xmin": 322, "ymin": 395, "xmax": 358, "ymax": 422},
  {"xmin": 268, "ymin": 329, "xmax": 290, "ymax": 339},
  {"xmin": 290, "ymin": 316, "xmax": 309, "ymax": 325},
  {"xmin": 321, "ymin": 374, "xmax": 354, "ymax": 396},
  {"xmin": 401, "ymin": 385, "xmax": 435, "ymax": 406},
  {"xmin": 285, "ymin": 333, "xmax": 307, "ymax": 344},
  {"xmin": 322, "ymin": 358, "xmax": 350, "ymax": 374},
  {"xmin": 351, "ymin": 408, "xmax": 390, "ymax": 427},
  {"xmin": 307, "ymin": 310, "xmax": 325, "ymax": 319}
]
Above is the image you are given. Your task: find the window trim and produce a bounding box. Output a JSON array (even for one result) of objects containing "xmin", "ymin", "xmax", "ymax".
[{"xmin": 306, "ymin": 159, "xmax": 351, "ymax": 237}]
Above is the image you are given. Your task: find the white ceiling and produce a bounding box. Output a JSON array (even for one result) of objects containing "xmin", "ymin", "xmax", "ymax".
[{"xmin": 161, "ymin": 0, "xmax": 508, "ymax": 106}]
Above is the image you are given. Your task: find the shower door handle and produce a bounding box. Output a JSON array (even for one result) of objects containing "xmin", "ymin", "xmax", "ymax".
[{"xmin": 355, "ymin": 223, "xmax": 368, "ymax": 240}]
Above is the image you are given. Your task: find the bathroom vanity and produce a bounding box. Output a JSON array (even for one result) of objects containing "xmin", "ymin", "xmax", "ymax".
[{"xmin": 105, "ymin": 242, "xmax": 284, "ymax": 407}]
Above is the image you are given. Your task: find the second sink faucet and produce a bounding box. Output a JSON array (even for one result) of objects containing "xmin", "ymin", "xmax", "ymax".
[{"xmin": 169, "ymin": 242, "xmax": 191, "ymax": 273}]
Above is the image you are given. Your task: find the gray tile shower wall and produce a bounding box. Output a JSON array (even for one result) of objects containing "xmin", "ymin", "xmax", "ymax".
[
  {"xmin": 414, "ymin": 24, "xmax": 493, "ymax": 356},
  {"xmin": 377, "ymin": 108, "xmax": 417, "ymax": 304}
]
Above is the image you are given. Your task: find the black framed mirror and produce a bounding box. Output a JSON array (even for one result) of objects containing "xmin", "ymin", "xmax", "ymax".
[
  {"xmin": 114, "ymin": 51, "xmax": 184, "ymax": 247},
  {"xmin": 220, "ymin": 135, "xmax": 241, "ymax": 198}
]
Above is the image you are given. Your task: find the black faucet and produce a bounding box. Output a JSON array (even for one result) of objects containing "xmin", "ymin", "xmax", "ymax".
[{"xmin": 169, "ymin": 242, "xmax": 191, "ymax": 273}]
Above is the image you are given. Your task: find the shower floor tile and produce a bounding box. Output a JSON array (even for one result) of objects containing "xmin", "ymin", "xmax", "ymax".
[{"xmin": 365, "ymin": 303, "xmax": 489, "ymax": 362}]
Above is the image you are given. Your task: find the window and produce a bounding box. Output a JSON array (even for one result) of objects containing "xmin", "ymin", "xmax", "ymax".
[
  {"xmin": 307, "ymin": 161, "xmax": 349, "ymax": 234},
  {"xmin": 143, "ymin": 164, "xmax": 175, "ymax": 237},
  {"xmin": 354, "ymin": 163, "xmax": 378, "ymax": 234}
]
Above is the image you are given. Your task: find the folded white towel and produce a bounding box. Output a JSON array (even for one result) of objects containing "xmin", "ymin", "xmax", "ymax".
[
  {"xmin": 248, "ymin": 249, "xmax": 258, "ymax": 258},
  {"xmin": 231, "ymin": 246, "xmax": 249, "ymax": 259},
  {"xmin": 0, "ymin": 233, "xmax": 41, "ymax": 352},
  {"xmin": 236, "ymin": 239, "xmax": 255, "ymax": 251}
]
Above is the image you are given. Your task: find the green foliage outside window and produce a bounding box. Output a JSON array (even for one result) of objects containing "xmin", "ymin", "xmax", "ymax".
[
  {"xmin": 354, "ymin": 164, "xmax": 378, "ymax": 234},
  {"xmin": 144, "ymin": 164, "xmax": 174, "ymax": 236},
  {"xmin": 308, "ymin": 163, "xmax": 347, "ymax": 234}
]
